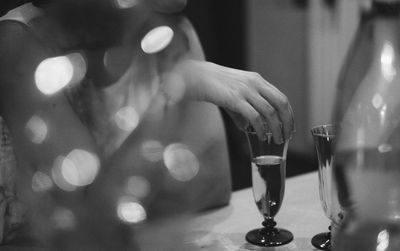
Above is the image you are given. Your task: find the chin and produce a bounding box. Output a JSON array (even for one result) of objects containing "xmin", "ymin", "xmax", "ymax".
[{"xmin": 151, "ymin": 0, "xmax": 187, "ymax": 13}]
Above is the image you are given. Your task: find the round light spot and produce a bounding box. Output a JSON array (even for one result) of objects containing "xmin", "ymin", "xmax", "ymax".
[
  {"xmin": 25, "ymin": 115, "xmax": 48, "ymax": 144},
  {"xmin": 114, "ymin": 106, "xmax": 140, "ymax": 132},
  {"xmin": 372, "ymin": 93, "xmax": 383, "ymax": 109},
  {"xmin": 52, "ymin": 156, "xmax": 77, "ymax": 192},
  {"xmin": 163, "ymin": 143, "xmax": 200, "ymax": 182},
  {"xmin": 141, "ymin": 26, "xmax": 174, "ymax": 54},
  {"xmin": 117, "ymin": 196, "xmax": 147, "ymax": 224},
  {"xmin": 51, "ymin": 207, "xmax": 76, "ymax": 230},
  {"xmin": 61, "ymin": 149, "xmax": 100, "ymax": 187},
  {"xmin": 35, "ymin": 53, "xmax": 86, "ymax": 95},
  {"xmin": 378, "ymin": 143, "xmax": 392, "ymax": 153},
  {"xmin": 32, "ymin": 171, "xmax": 53, "ymax": 192},
  {"xmin": 377, "ymin": 229, "xmax": 389, "ymax": 251},
  {"xmin": 68, "ymin": 53, "xmax": 87, "ymax": 86},
  {"xmin": 141, "ymin": 140, "xmax": 164, "ymax": 162},
  {"xmin": 125, "ymin": 176, "xmax": 151, "ymax": 199},
  {"xmin": 114, "ymin": 0, "xmax": 139, "ymax": 9}
]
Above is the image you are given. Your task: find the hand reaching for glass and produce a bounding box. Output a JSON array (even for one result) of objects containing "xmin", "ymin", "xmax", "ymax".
[{"xmin": 163, "ymin": 59, "xmax": 295, "ymax": 144}]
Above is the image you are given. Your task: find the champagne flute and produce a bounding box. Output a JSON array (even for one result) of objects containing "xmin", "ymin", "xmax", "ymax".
[
  {"xmin": 245, "ymin": 127, "xmax": 293, "ymax": 246},
  {"xmin": 310, "ymin": 124, "xmax": 339, "ymax": 250}
]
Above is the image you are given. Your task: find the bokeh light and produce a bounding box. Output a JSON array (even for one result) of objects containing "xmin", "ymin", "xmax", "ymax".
[
  {"xmin": 114, "ymin": 106, "xmax": 140, "ymax": 132},
  {"xmin": 372, "ymin": 93, "xmax": 383, "ymax": 109},
  {"xmin": 377, "ymin": 229, "xmax": 389, "ymax": 251},
  {"xmin": 51, "ymin": 207, "xmax": 77, "ymax": 230},
  {"xmin": 35, "ymin": 53, "xmax": 86, "ymax": 95},
  {"xmin": 32, "ymin": 171, "xmax": 53, "ymax": 192},
  {"xmin": 141, "ymin": 26, "xmax": 174, "ymax": 54},
  {"xmin": 61, "ymin": 149, "xmax": 100, "ymax": 187},
  {"xmin": 141, "ymin": 140, "xmax": 164, "ymax": 162},
  {"xmin": 378, "ymin": 143, "xmax": 392, "ymax": 153},
  {"xmin": 125, "ymin": 176, "xmax": 151, "ymax": 199},
  {"xmin": 113, "ymin": 0, "xmax": 139, "ymax": 9},
  {"xmin": 381, "ymin": 41, "xmax": 396, "ymax": 82},
  {"xmin": 52, "ymin": 156, "xmax": 77, "ymax": 192},
  {"xmin": 25, "ymin": 115, "xmax": 48, "ymax": 144},
  {"xmin": 117, "ymin": 196, "xmax": 147, "ymax": 224},
  {"xmin": 163, "ymin": 143, "xmax": 200, "ymax": 182}
]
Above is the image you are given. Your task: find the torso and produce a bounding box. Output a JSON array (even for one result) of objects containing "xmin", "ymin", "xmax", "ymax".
[{"xmin": 0, "ymin": 2, "xmax": 194, "ymax": 157}]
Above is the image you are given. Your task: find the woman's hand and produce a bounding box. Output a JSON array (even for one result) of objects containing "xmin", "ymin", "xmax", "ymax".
[{"xmin": 163, "ymin": 59, "xmax": 295, "ymax": 143}]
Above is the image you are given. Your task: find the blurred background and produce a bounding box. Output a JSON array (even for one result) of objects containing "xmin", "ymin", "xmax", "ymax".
[{"xmin": 185, "ymin": 0, "xmax": 361, "ymax": 190}]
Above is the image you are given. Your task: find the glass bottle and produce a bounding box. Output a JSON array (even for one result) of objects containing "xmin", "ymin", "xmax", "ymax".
[{"xmin": 333, "ymin": 0, "xmax": 400, "ymax": 250}]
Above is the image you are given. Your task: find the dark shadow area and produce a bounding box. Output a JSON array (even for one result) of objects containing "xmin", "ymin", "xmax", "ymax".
[{"xmin": 185, "ymin": 0, "xmax": 317, "ymax": 191}]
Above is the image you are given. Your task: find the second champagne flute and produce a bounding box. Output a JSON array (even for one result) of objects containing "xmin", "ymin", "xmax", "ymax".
[{"xmin": 310, "ymin": 124, "xmax": 341, "ymax": 250}]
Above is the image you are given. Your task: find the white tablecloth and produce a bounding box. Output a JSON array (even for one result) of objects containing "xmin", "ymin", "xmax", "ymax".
[{"xmin": 184, "ymin": 171, "xmax": 329, "ymax": 251}]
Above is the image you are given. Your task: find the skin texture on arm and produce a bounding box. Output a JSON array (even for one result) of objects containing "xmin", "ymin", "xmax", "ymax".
[{"xmin": 161, "ymin": 17, "xmax": 295, "ymax": 144}]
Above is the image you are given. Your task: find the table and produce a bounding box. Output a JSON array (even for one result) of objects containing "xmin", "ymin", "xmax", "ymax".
[
  {"xmin": 184, "ymin": 171, "xmax": 329, "ymax": 251},
  {"xmin": 0, "ymin": 171, "xmax": 328, "ymax": 251}
]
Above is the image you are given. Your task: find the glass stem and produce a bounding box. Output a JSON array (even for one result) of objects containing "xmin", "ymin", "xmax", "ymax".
[
  {"xmin": 328, "ymin": 225, "xmax": 332, "ymax": 238},
  {"xmin": 262, "ymin": 217, "xmax": 277, "ymax": 231}
]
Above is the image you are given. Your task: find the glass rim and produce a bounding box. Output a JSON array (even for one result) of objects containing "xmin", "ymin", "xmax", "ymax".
[
  {"xmin": 245, "ymin": 126, "xmax": 273, "ymax": 136},
  {"xmin": 310, "ymin": 124, "xmax": 335, "ymax": 137}
]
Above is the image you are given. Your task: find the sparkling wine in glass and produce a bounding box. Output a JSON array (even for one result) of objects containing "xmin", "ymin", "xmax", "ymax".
[
  {"xmin": 310, "ymin": 124, "xmax": 340, "ymax": 250},
  {"xmin": 245, "ymin": 128, "xmax": 293, "ymax": 247}
]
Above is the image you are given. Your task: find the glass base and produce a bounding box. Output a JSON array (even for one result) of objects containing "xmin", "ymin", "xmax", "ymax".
[
  {"xmin": 245, "ymin": 227, "xmax": 293, "ymax": 247},
  {"xmin": 311, "ymin": 232, "xmax": 331, "ymax": 250}
]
